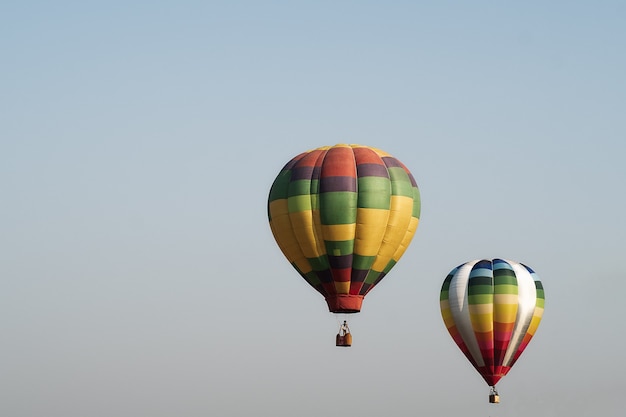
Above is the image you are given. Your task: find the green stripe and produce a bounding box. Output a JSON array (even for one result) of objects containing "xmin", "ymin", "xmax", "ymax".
[
  {"xmin": 494, "ymin": 284, "xmax": 519, "ymax": 295},
  {"xmin": 306, "ymin": 255, "xmax": 329, "ymax": 271},
  {"xmin": 352, "ymin": 254, "xmax": 375, "ymax": 270},
  {"xmin": 469, "ymin": 276, "xmax": 492, "ymax": 287},
  {"xmin": 302, "ymin": 270, "xmax": 322, "ymax": 287},
  {"xmin": 389, "ymin": 167, "xmax": 414, "ymax": 197},
  {"xmin": 320, "ymin": 192, "xmax": 357, "ymax": 224},
  {"xmin": 364, "ymin": 270, "xmax": 383, "ymax": 284},
  {"xmin": 493, "ymin": 268, "xmax": 516, "ymax": 278},
  {"xmin": 310, "ymin": 179, "xmax": 320, "ymax": 198},
  {"xmin": 268, "ymin": 171, "xmax": 291, "ymax": 202},
  {"xmin": 536, "ymin": 288, "xmax": 545, "ymax": 300},
  {"xmin": 288, "ymin": 195, "xmax": 313, "ymax": 213},
  {"xmin": 325, "ymin": 240, "xmax": 354, "ymax": 256},
  {"xmin": 468, "ymin": 284, "xmax": 493, "ymax": 295},
  {"xmin": 288, "ymin": 179, "xmax": 313, "ymax": 196},
  {"xmin": 440, "ymin": 276, "xmax": 453, "ymax": 291},
  {"xmin": 357, "ymin": 176, "xmax": 391, "ymax": 209},
  {"xmin": 493, "ymin": 274, "xmax": 517, "ymax": 286},
  {"xmin": 412, "ymin": 187, "xmax": 421, "ymax": 218},
  {"xmin": 468, "ymin": 293, "xmax": 494, "ymax": 304}
]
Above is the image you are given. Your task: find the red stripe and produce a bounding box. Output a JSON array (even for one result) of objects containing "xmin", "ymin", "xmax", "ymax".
[
  {"xmin": 321, "ymin": 147, "xmax": 356, "ymax": 178},
  {"xmin": 331, "ymin": 268, "xmax": 351, "ymax": 283},
  {"xmin": 349, "ymin": 281, "xmax": 364, "ymax": 295},
  {"xmin": 353, "ymin": 147, "xmax": 385, "ymax": 165},
  {"xmin": 296, "ymin": 149, "xmax": 325, "ymax": 167}
]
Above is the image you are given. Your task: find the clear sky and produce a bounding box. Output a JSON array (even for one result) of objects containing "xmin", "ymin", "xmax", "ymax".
[{"xmin": 2, "ymin": 1, "xmax": 625, "ymax": 416}]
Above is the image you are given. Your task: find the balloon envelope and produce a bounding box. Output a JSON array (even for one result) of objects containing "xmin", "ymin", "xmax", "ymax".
[
  {"xmin": 268, "ymin": 144, "xmax": 420, "ymax": 313},
  {"xmin": 440, "ymin": 259, "xmax": 545, "ymax": 386}
]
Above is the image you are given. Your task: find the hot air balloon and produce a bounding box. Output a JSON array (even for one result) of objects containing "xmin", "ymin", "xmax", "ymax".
[
  {"xmin": 268, "ymin": 144, "xmax": 420, "ymax": 346},
  {"xmin": 440, "ymin": 259, "xmax": 545, "ymax": 403}
]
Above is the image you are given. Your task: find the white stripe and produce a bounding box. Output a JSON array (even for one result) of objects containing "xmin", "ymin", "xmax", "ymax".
[
  {"xmin": 448, "ymin": 260, "xmax": 484, "ymax": 367},
  {"xmin": 502, "ymin": 261, "xmax": 537, "ymax": 366}
]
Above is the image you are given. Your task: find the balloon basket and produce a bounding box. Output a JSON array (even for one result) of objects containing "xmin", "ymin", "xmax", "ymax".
[
  {"xmin": 489, "ymin": 394, "xmax": 500, "ymax": 404},
  {"xmin": 336, "ymin": 333, "xmax": 352, "ymax": 347}
]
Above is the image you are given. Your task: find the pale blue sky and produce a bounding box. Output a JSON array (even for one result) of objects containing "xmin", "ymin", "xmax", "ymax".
[{"xmin": 2, "ymin": 1, "xmax": 625, "ymax": 416}]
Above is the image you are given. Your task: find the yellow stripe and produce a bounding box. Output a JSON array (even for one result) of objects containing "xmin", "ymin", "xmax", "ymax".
[
  {"xmin": 526, "ymin": 314, "xmax": 543, "ymax": 336},
  {"xmin": 321, "ymin": 223, "xmax": 357, "ymax": 242},
  {"xmin": 269, "ymin": 198, "xmax": 288, "ymax": 214},
  {"xmin": 289, "ymin": 211, "xmax": 326, "ymax": 258},
  {"xmin": 493, "ymin": 302, "xmax": 518, "ymax": 322},
  {"xmin": 371, "ymin": 195, "xmax": 414, "ymax": 271},
  {"xmin": 334, "ymin": 281, "xmax": 350, "ymax": 294},
  {"xmin": 391, "ymin": 216, "xmax": 419, "ymax": 262},
  {"xmin": 269, "ymin": 199, "xmax": 327, "ymax": 274},
  {"xmin": 354, "ymin": 208, "xmax": 388, "ymax": 256},
  {"xmin": 269, "ymin": 201, "xmax": 302, "ymax": 263},
  {"xmin": 288, "ymin": 194, "xmax": 313, "ymax": 212},
  {"xmin": 440, "ymin": 302, "xmax": 457, "ymax": 328},
  {"xmin": 470, "ymin": 312, "xmax": 494, "ymax": 332},
  {"xmin": 293, "ymin": 257, "xmax": 313, "ymax": 274},
  {"xmin": 269, "ymin": 206, "xmax": 315, "ymax": 275}
]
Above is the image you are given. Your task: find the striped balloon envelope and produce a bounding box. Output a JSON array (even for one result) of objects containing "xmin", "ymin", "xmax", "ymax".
[
  {"xmin": 268, "ymin": 144, "xmax": 420, "ymax": 315},
  {"xmin": 440, "ymin": 259, "xmax": 545, "ymax": 401}
]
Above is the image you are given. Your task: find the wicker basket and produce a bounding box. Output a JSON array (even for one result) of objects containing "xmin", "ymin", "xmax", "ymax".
[{"xmin": 336, "ymin": 333, "xmax": 352, "ymax": 347}]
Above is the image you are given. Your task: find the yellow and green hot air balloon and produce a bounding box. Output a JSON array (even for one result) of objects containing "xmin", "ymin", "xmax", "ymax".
[{"xmin": 268, "ymin": 144, "xmax": 420, "ymax": 346}]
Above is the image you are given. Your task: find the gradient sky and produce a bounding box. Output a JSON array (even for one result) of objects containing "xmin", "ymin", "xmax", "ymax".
[{"xmin": 2, "ymin": 1, "xmax": 625, "ymax": 416}]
